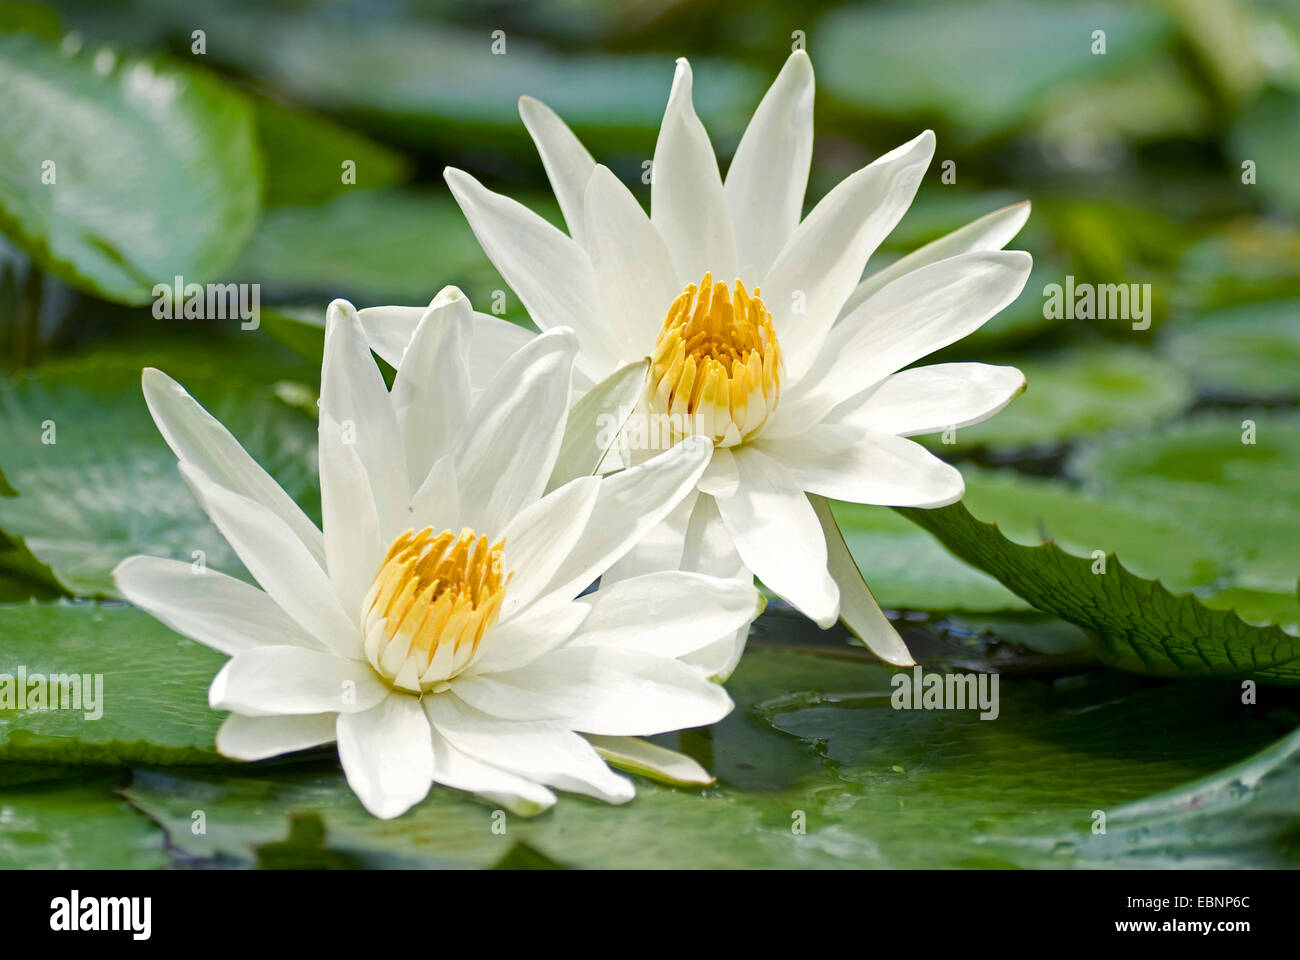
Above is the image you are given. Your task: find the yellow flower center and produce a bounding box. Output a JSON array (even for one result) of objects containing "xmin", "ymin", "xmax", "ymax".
[
  {"xmin": 648, "ymin": 273, "xmax": 782, "ymax": 447},
  {"xmin": 361, "ymin": 527, "xmax": 508, "ymax": 693}
]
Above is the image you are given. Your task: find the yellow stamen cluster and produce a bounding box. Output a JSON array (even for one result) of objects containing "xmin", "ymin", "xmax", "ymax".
[
  {"xmin": 648, "ymin": 273, "xmax": 782, "ymax": 447},
  {"xmin": 361, "ymin": 527, "xmax": 508, "ymax": 692}
]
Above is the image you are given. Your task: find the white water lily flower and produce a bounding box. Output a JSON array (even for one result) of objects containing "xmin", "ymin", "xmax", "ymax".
[
  {"xmin": 364, "ymin": 51, "xmax": 1033, "ymax": 671},
  {"xmin": 113, "ymin": 288, "xmax": 758, "ymax": 819}
]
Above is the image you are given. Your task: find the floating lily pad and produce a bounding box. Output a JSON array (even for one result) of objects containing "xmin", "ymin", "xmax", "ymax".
[
  {"xmin": 0, "ymin": 31, "xmax": 261, "ymax": 303},
  {"xmin": 0, "ymin": 337, "xmax": 319, "ymax": 596},
  {"xmin": 1161, "ymin": 299, "xmax": 1300, "ymax": 401}
]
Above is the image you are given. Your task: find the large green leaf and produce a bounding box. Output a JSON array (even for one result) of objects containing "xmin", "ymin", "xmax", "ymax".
[
  {"xmin": 120, "ymin": 646, "xmax": 1300, "ymax": 868},
  {"xmin": 0, "ymin": 601, "xmax": 226, "ymax": 765},
  {"xmin": 0, "ymin": 773, "xmax": 168, "ymax": 869},
  {"xmin": 0, "ymin": 31, "xmax": 261, "ymax": 303},
  {"xmin": 0, "ymin": 337, "xmax": 318, "ymax": 596},
  {"xmin": 815, "ymin": 0, "xmax": 1171, "ymax": 139},
  {"xmin": 1161, "ymin": 299, "xmax": 1300, "ymax": 401},
  {"xmin": 898, "ymin": 500, "xmax": 1300, "ymax": 681}
]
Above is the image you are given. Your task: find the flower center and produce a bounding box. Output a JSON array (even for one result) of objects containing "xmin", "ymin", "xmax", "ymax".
[
  {"xmin": 648, "ymin": 273, "xmax": 782, "ymax": 447},
  {"xmin": 361, "ymin": 527, "xmax": 508, "ymax": 693}
]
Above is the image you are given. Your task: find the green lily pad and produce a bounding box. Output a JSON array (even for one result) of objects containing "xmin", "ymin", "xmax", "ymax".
[
  {"xmin": 254, "ymin": 98, "xmax": 411, "ymax": 208},
  {"xmin": 229, "ymin": 189, "xmax": 531, "ymax": 316},
  {"xmin": 0, "ymin": 774, "xmax": 168, "ymax": 869},
  {"xmin": 899, "ymin": 501, "xmax": 1300, "ymax": 681},
  {"xmin": 933, "ymin": 346, "xmax": 1193, "ymax": 451},
  {"xmin": 1231, "ymin": 88, "xmax": 1300, "ymax": 217},
  {"xmin": 121, "ymin": 646, "xmax": 1300, "ymax": 868},
  {"xmin": 815, "ymin": 0, "xmax": 1172, "ymax": 140},
  {"xmin": 831, "ymin": 500, "xmax": 1031, "ymax": 613},
  {"xmin": 0, "ymin": 337, "xmax": 319, "ymax": 597},
  {"xmin": 0, "ymin": 31, "xmax": 261, "ymax": 304},
  {"xmin": 1161, "ymin": 300, "xmax": 1300, "ymax": 400},
  {"xmin": 0, "ymin": 600, "xmax": 226, "ymax": 765}
]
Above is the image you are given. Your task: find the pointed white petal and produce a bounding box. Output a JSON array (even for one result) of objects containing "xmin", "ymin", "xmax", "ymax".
[
  {"xmin": 712, "ymin": 446, "xmax": 839, "ymax": 628},
  {"xmin": 491, "ymin": 645, "xmax": 734, "ymax": 736},
  {"xmin": 677, "ymin": 494, "xmax": 751, "ymax": 680},
  {"xmin": 209, "ymin": 646, "xmax": 389, "ymax": 716},
  {"xmin": 499, "ymin": 476, "xmax": 601, "ymax": 617},
  {"xmin": 426, "ymin": 696, "xmax": 635, "ymax": 804},
  {"xmin": 570, "ymin": 570, "xmax": 758, "ymax": 659},
  {"xmin": 337, "ymin": 693, "xmax": 434, "ymax": 819},
  {"xmin": 428, "ymin": 723, "xmax": 557, "ymax": 816},
  {"xmin": 809, "ymin": 494, "xmax": 915, "ymax": 666},
  {"xmin": 180, "ymin": 463, "xmax": 360, "ymax": 657},
  {"xmin": 829, "ymin": 362, "xmax": 1026, "ymax": 437},
  {"xmin": 444, "ymin": 167, "xmax": 620, "ymax": 377},
  {"xmin": 318, "ymin": 412, "xmax": 383, "ymax": 621},
  {"xmin": 782, "ymin": 249, "xmax": 1033, "ymax": 427},
  {"xmin": 408, "ymin": 453, "xmax": 460, "ymax": 534},
  {"xmin": 599, "ymin": 486, "xmax": 696, "ymax": 583},
  {"xmin": 584, "ymin": 164, "xmax": 680, "ymax": 343},
  {"xmin": 842, "ymin": 200, "xmax": 1031, "ymax": 318},
  {"xmin": 321, "ymin": 299, "xmax": 408, "ymax": 542},
  {"xmin": 651, "ymin": 58, "xmax": 737, "ymax": 284},
  {"xmin": 534, "ymin": 436, "xmax": 711, "ymax": 605},
  {"xmin": 463, "ymin": 597, "xmax": 589, "ymax": 676},
  {"xmin": 763, "ymin": 130, "xmax": 936, "ymax": 379},
  {"xmin": 358, "ymin": 304, "xmax": 534, "ymax": 390},
  {"xmin": 390, "ymin": 287, "xmax": 473, "ymax": 491},
  {"xmin": 757, "ymin": 423, "xmax": 964, "ymax": 508},
  {"xmin": 725, "ymin": 50, "xmax": 814, "ymax": 276},
  {"xmin": 141, "ymin": 368, "xmax": 325, "ymax": 568},
  {"xmin": 585, "ymin": 734, "xmax": 715, "ymax": 787},
  {"xmin": 454, "ymin": 329, "xmax": 577, "ymax": 535},
  {"xmin": 215, "ymin": 712, "xmax": 338, "ymax": 761},
  {"xmin": 519, "ymin": 95, "xmax": 597, "ymax": 248},
  {"xmin": 113, "ymin": 555, "xmax": 320, "ymax": 656},
  {"xmin": 547, "ymin": 358, "xmax": 649, "ymax": 491}
]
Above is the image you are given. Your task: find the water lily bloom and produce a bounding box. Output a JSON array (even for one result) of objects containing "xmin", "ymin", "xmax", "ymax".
[
  {"xmin": 395, "ymin": 50, "xmax": 1032, "ymax": 669},
  {"xmin": 114, "ymin": 288, "xmax": 759, "ymax": 819}
]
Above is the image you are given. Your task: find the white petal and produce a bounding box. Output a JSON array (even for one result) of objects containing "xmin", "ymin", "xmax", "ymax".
[
  {"xmin": 584, "ymin": 164, "xmax": 680, "ymax": 343},
  {"xmin": 408, "ymin": 453, "xmax": 460, "ymax": 534},
  {"xmin": 809, "ymin": 494, "xmax": 915, "ymax": 666},
  {"xmin": 318, "ymin": 412, "xmax": 383, "ymax": 621},
  {"xmin": 570, "ymin": 570, "xmax": 758, "ymax": 659},
  {"xmin": 180, "ymin": 463, "xmax": 359, "ymax": 657},
  {"xmin": 829, "ymin": 362, "xmax": 1026, "ymax": 437},
  {"xmin": 428, "ymin": 724, "xmax": 557, "ymax": 816},
  {"xmin": 762, "ymin": 130, "xmax": 935, "ymax": 379},
  {"xmin": 547, "ymin": 358, "xmax": 650, "ymax": 492},
  {"xmin": 519, "ymin": 95, "xmax": 596, "ymax": 247},
  {"xmin": 724, "ymin": 50, "xmax": 814, "ymax": 276},
  {"xmin": 677, "ymin": 494, "xmax": 751, "ymax": 680},
  {"xmin": 454, "ymin": 329, "xmax": 577, "ymax": 535},
  {"xmin": 585, "ymin": 734, "xmax": 715, "ymax": 787},
  {"xmin": 426, "ymin": 696, "xmax": 635, "ymax": 804},
  {"xmin": 534, "ymin": 437, "xmax": 712, "ymax": 605},
  {"xmin": 490, "ymin": 645, "xmax": 734, "ymax": 736},
  {"xmin": 321, "ymin": 299, "xmax": 408, "ymax": 542},
  {"xmin": 464, "ymin": 597, "xmax": 589, "ymax": 676},
  {"xmin": 444, "ymin": 167, "xmax": 620, "ymax": 378},
  {"xmin": 113, "ymin": 555, "xmax": 320, "ymax": 656},
  {"xmin": 841, "ymin": 200, "xmax": 1031, "ymax": 318},
  {"xmin": 209, "ymin": 646, "xmax": 389, "ymax": 716},
  {"xmin": 499, "ymin": 476, "xmax": 601, "ymax": 617},
  {"xmin": 359, "ymin": 304, "xmax": 534, "ymax": 391},
  {"xmin": 599, "ymin": 485, "xmax": 696, "ymax": 583},
  {"xmin": 781, "ymin": 249, "xmax": 1033, "ymax": 428},
  {"xmin": 141, "ymin": 368, "xmax": 325, "ymax": 568},
  {"xmin": 712, "ymin": 446, "xmax": 839, "ymax": 627},
  {"xmin": 757, "ymin": 423, "xmax": 964, "ymax": 507},
  {"xmin": 356, "ymin": 305, "xmax": 422, "ymax": 369},
  {"xmin": 215, "ymin": 712, "xmax": 337, "ymax": 761},
  {"xmin": 337, "ymin": 693, "xmax": 435, "ymax": 819},
  {"xmin": 651, "ymin": 58, "xmax": 737, "ymax": 284},
  {"xmin": 390, "ymin": 286, "xmax": 472, "ymax": 491}
]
